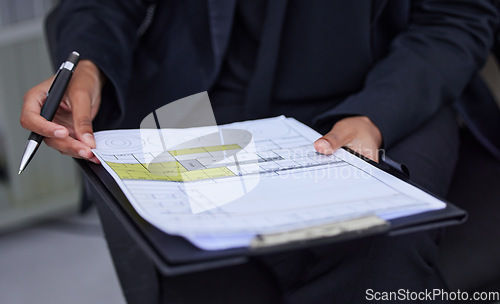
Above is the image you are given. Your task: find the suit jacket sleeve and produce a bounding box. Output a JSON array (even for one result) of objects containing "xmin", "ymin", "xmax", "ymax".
[
  {"xmin": 313, "ymin": 0, "xmax": 499, "ymax": 148},
  {"xmin": 54, "ymin": 0, "xmax": 153, "ymax": 127}
]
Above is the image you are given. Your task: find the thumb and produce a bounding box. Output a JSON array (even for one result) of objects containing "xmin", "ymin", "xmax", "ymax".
[
  {"xmin": 70, "ymin": 93, "xmax": 96, "ymax": 148},
  {"xmin": 314, "ymin": 125, "xmax": 351, "ymax": 155}
]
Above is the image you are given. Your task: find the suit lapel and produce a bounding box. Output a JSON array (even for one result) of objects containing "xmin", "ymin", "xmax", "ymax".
[
  {"xmin": 244, "ymin": 0, "xmax": 288, "ymax": 118},
  {"xmin": 207, "ymin": 0, "xmax": 237, "ymax": 85},
  {"xmin": 372, "ymin": 0, "xmax": 388, "ymax": 23}
]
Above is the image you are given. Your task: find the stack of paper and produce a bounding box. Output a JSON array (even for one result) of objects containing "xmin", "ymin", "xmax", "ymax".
[{"xmin": 92, "ymin": 116, "xmax": 445, "ymax": 250}]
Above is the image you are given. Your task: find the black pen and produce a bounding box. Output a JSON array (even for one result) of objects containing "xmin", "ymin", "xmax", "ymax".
[{"xmin": 18, "ymin": 51, "xmax": 80, "ymax": 175}]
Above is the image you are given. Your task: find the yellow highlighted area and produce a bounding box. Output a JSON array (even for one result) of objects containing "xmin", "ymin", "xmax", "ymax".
[
  {"xmin": 169, "ymin": 147, "xmax": 206, "ymax": 156},
  {"xmin": 204, "ymin": 144, "xmax": 241, "ymax": 152},
  {"xmin": 106, "ymin": 144, "xmax": 242, "ymax": 181},
  {"xmin": 106, "ymin": 161, "xmax": 235, "ymax": 182},
  {"xmin": 168, "ymin": 144, "xmax": 241, "ymax": 156}
]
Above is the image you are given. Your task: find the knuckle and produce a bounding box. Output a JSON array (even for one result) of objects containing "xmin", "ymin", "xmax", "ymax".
[
  {"xmin": 22, "ymin": 91, "xmax": 31, "ymax": 102},
  {"xmin": 40, "ymin": 124, "xmax": 52, "ymax": 137},
  {"xmin": 58, "ymin": 148, "xmax": 73, "ymax": 157},
  {"xmin": 324, "ymin": 132, "xmax": 339, "ymax": 146},
  {"xmin": 77, "ymin": 118, "xmax": 93, "ymax": 130},
  {"xmin": 45, "ymin": 138, "xmax": 70, "ymax": 156},
  {"xmin": 69, "ymin": 86, "xmax": 89, "ymax": 96},
  {"xmin": 69, "ymin": 88, "xmax": 92, "ymax": 104},
  {"xmin": 44, "ymin": 139, "xmax": 57, "ymax": 150},
  {"xmin": 67, "ymin": 145, "xmax": 79, "ymax": 157},
  {"xmin": 19, "ymin": 115, "xmax": 28, "ymax": 128},
  {"xmin": 69, "ymin": 141, "xmax": 86, "ymax": 158},
  {"xmin": 19, "ymin": 113, "xmax": 38, "ymax": 132},
  {"xmin": 23, "ymin": 88, "xmax": 37, "ymax": 101}
]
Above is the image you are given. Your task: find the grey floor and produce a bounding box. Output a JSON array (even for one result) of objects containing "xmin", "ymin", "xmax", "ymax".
[{"xmin": 0, "ymin": 208, "xmax": 125, "ymax": 304}]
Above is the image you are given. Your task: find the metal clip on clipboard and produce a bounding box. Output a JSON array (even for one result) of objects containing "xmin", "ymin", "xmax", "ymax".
[
  {"xmin": 250, "ymin": 148, "xmax": 410, "ymax": 251},
  {"xmin": 251, "ymin": 215, "xmax": 390, "ymax": 250}
]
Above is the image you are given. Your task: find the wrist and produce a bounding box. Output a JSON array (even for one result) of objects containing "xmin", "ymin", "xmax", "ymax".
[{"xmin": 78, "ymin": 59, "xmax": 106, "ymax": 90}]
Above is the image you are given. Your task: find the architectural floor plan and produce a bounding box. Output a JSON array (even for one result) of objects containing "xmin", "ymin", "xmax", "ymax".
[{"xmin": 92, "ymin": 116, "xmax": 446, "ymax": 250}]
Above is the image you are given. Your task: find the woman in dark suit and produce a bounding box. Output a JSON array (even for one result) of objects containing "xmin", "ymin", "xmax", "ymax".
[{"xmin": 20, "ymin": 1, "xmax": 499, "ymax": 302}]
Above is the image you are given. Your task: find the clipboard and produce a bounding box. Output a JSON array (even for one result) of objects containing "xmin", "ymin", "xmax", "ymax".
[{"xmin": 77, "ymin": 149, "xmax": 467, "ymax": 276}]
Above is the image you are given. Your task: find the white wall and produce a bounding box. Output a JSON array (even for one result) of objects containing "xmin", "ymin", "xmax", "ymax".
[{"xmin": 0, "ymin": 0, "xmax": 81, "ymax": 231}]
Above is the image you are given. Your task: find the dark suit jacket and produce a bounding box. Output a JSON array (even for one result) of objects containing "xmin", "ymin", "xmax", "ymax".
[{"xmin": 52, "ymin": 0, "xmax": 498, "ymax": 150}]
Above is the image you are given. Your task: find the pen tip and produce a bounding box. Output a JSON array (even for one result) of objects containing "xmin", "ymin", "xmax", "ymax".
[{"xmin": 18, "ymin": 170, "xmax": 22, "ymax": 175}]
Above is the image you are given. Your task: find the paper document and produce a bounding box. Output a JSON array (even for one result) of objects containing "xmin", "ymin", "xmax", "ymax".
[{"xmin": 92, "ymin": 116, "xmax": 446, "ymax": 250}]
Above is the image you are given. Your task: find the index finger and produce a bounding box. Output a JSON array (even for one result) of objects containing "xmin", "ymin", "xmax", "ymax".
[{"xmin": 20, "ymin": 85, "xmax": 69, "ymax": 138}]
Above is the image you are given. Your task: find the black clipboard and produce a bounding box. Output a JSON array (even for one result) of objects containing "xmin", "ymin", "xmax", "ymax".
[{"xmin": 77, "ymin": 151, "xmax": 466, "ymax": 276}]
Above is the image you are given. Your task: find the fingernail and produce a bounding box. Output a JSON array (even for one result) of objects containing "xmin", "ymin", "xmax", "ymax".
[
  {"xmin": 314, "ymin": 139, "xmax": 332, "ymax": 154},
  {"xmin": 82, "ymin": 133, "xmax": 95, "ymax": 147},
  {"xmin": 54, "ymin": 129, "xmax": 67, "ymax": 138},
  {"xmin": 78, "ymin": 149, "xmax": 88, "ymax": 158}
]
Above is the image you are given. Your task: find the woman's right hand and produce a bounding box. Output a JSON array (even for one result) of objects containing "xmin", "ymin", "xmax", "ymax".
[{"xmin": 20, "ymin": 60, "xmax": 105, "ymax": 164}]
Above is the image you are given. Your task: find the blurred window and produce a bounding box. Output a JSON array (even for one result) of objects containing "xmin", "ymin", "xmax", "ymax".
[{"xmin": 0, "ymin": 0, "xmax": 58, "ymax": 27}]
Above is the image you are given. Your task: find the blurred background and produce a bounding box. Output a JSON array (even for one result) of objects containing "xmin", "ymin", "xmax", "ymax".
[{"xmin": 0, "ymin": 0, "xmax": 124, "ymax": 303}]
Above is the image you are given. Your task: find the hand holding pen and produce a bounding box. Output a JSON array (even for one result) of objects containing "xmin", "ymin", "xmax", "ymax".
[{"xmin": 20, "ymin": 52, "xmax": 105, "ymax": 173}]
